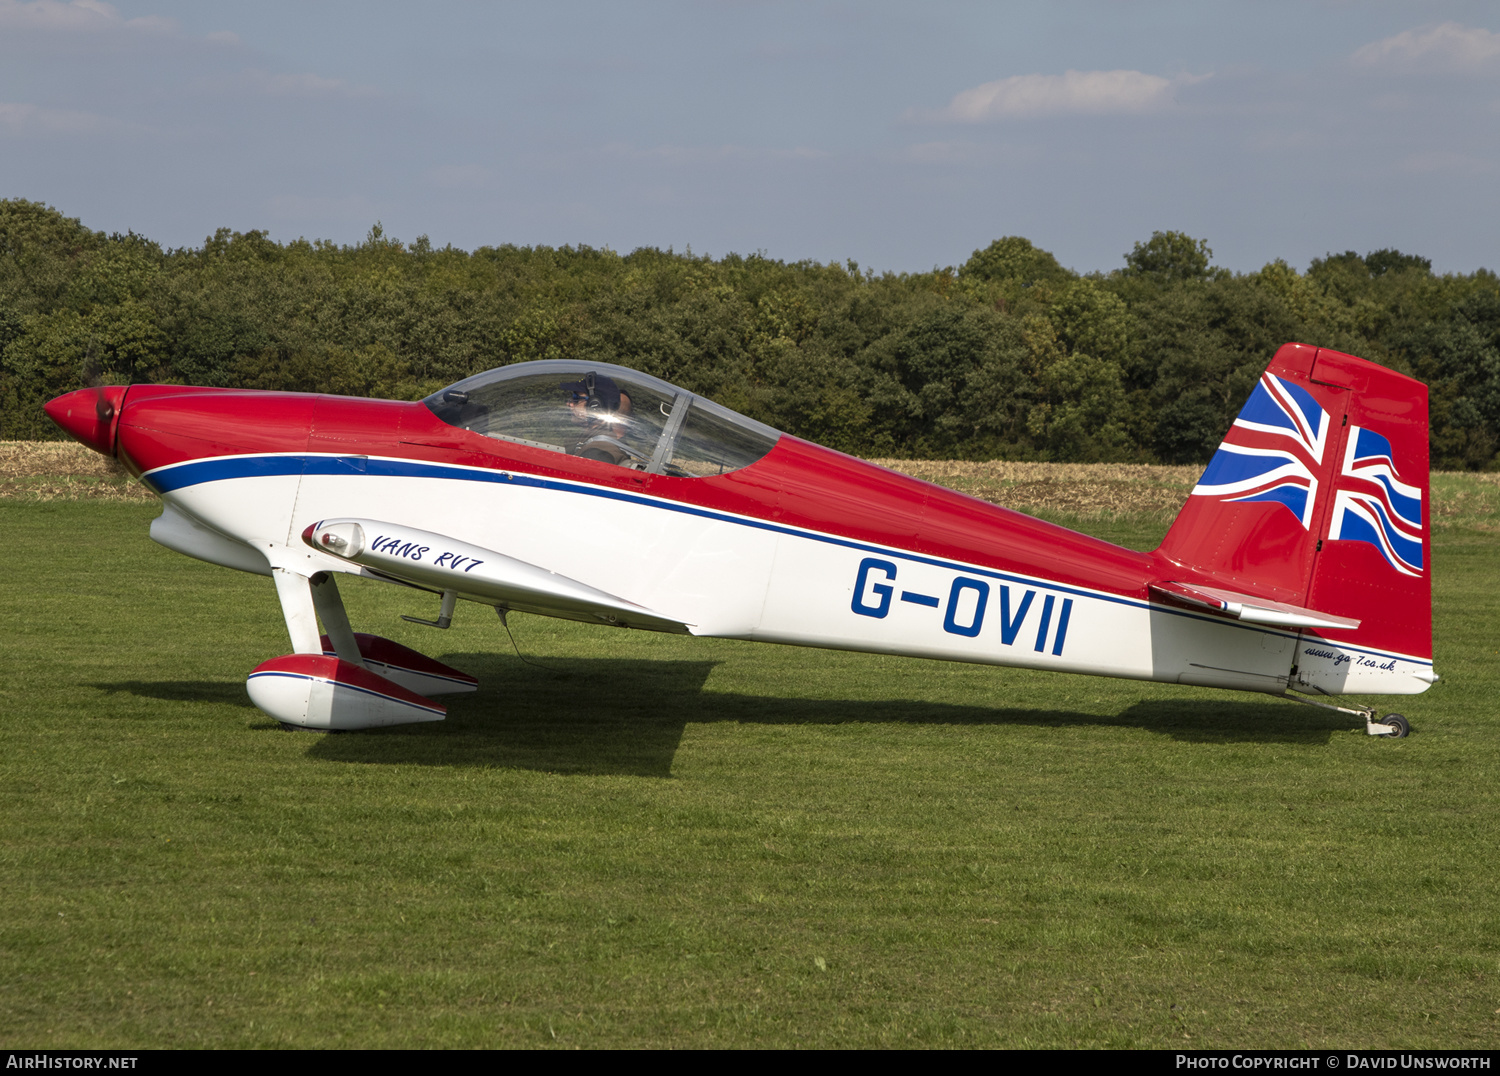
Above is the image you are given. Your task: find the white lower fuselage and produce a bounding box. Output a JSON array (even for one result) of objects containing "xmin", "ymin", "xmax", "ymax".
[{"xmin": 147, "ymin": 452, "xmax": 1434, "ymax": 699}]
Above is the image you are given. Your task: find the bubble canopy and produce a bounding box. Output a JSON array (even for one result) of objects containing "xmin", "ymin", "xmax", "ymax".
[{"xmin": 424, "ymin": 360, "xmax": 782, "ymax": 478}]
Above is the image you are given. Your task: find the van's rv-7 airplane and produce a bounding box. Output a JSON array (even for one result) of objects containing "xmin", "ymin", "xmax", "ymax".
[{"xmin": 44, "ymin": 342, "xmax": 1433, "ymax": 737}]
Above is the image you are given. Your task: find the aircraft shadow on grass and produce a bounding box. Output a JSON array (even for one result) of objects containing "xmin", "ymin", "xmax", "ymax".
[
  {"xmin": 90, "ymin": 678, "xmax": 255, "ymax": 709},
  {"xmin": 322, "ymin": 653, "xmax": 1352, "ymax": 774},
  {"xmin": 93, "ymin": 654, "xmax": 1353, "ymax": 778}
]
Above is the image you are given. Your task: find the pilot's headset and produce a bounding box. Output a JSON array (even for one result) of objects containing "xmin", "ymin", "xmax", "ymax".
[{"xmin": 582, "ymin": 371, "xmax": 604, "ymax": 414}]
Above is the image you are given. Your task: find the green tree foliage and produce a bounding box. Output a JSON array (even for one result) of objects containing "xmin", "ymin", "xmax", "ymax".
[
  {"xmin": 1021, "ymin": 315, "xmax": 1133, "ymax": 462},
  {"xmin": 1366, "ymin": 248, "xmax": 1432, "ymax": 277},
  {"xmin": 862, "ymin": 307, "xmax": 1031, "ymax": 458},
  {"xmin": 1403, "ymin": 286, "xmax": 1500, "ymax": 469},
  {"xmin": 961, "ymin": 236, "xmax": 1071, "ymax": 287},
  {"xmin": 0, "ymin": 199, "xmax": 108, "ymax": 314},
  {"xmin": 1124, "ymin": 230, "xmax": 1215, "ymax": 283},
  {"xmin": 3, "ymin": 197, "xmax": 1497, "ymax": 468}
]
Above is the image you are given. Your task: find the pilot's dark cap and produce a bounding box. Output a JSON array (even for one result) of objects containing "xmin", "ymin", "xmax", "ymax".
[{"xmin": 560, "ymin": 373, "xmax": 622, "ymax": 412}]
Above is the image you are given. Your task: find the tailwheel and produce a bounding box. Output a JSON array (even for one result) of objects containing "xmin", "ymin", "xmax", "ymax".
[{"xmin": 1283, "ymin": 692, "xmax": 1413, "ymax": 739}]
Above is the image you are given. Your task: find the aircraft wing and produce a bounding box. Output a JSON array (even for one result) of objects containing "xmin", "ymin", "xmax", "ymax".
[
  {"xmin": 1149, "ymin": 580, "xmax": 1360, "ymax": 632},
  {"xmin": 303, "ymin": 517, "xmax": 693, "ymax": 634}
]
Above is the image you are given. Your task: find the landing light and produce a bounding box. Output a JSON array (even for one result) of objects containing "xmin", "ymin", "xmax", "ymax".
[{"xmin": 303, "ymin": 521, "xmax": 365, "ymax": 559}]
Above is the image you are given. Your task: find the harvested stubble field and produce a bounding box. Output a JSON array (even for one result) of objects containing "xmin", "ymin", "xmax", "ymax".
[
  {"xmin": 0, "ymin": 441, "xmax": 153, "ymax": 501},
  {"xmin": 2, "ymin": 440, "xmax": 1498, "ymax": 1049}
]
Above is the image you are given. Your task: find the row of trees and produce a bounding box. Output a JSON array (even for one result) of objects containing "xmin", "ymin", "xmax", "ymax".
[{"xmin": 3, "ymin": 199, "xmax": 1497, "ymax": 468}]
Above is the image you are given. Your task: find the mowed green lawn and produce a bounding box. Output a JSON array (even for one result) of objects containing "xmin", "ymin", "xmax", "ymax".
[{"xmin": 1, "ymin": 496, "xmax": 1497, "ymax": 1048}]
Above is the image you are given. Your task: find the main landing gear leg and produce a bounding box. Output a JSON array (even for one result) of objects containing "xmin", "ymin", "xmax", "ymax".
[
  {"xmin": 310, "ymin": 572, "xmax": 365, "ymax": 668},
  {"xmin": 263, "ymin": 569, "xmax": 477, "ymax": 700},
  {"xmin": 271, "ymin": 568, "xmax": 365, "ymax": 667},
  {"xmin": 271, "ymin": 568, "xmax": 323, "ymax": 655},
  {"xmin": 254, "ymin": 568, "xmax": 452, "ymax": 731},
  {"xmin": 1283, "ymin": 692, "xmax": 1410, "ymax": 738}
]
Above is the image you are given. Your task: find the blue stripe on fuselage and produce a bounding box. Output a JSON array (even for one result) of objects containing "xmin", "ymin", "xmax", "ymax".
[{"xmin": 145, "ymin": 452, "xmax": 1431, "ymax": 667}]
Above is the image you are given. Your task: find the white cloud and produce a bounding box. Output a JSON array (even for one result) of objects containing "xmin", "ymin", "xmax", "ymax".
[
  {"xmin": 1353, "ymin": 23, "xmax": 1500, "ymax": 73},
  {"xmin": 916, "ymin": 69, "xmax": 1206, "ymax": 122},
  {"xmin": 0, "ymin": 0, "xmax": 171, "ymax": 33}
]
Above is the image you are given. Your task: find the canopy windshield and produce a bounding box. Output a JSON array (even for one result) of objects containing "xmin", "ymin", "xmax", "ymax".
[{"xmin": 424, "ymin": 360, "xmax": 781, "ymax": 477}]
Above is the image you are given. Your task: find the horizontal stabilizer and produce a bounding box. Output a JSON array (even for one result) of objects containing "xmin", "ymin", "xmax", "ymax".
[
  {"xmin": 1149, "ymin": 580, "xmax": 1361, "ymax": 632},
  {"xmin": 303, "ymin": 517, "xmax": 692, "ymax": 634}
]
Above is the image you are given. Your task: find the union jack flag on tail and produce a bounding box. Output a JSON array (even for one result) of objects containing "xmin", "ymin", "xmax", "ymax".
[
  {"xmin": 1327, "ymin": 426, "xmax": 1424, "ymax": 576},
  {"xmin": 1189, "ymin": 372, "xmax": 1329, "ymax": 529}
]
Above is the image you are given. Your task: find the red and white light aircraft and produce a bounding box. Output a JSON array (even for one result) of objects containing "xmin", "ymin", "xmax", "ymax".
[{"xmin": 45, "ymin": 342, "xmax": 1432, "ymax": 736}]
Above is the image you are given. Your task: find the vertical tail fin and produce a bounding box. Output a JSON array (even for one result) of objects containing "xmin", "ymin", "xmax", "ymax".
[{"xmin": 1156, "ymin": 343, "xmax": 1431, "ymax": 673}]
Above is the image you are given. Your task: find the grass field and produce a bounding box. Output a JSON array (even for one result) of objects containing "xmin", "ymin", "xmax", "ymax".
[{"xmin": 2, "ymin": 449, "xmax": 1498, "ymax": 1048}]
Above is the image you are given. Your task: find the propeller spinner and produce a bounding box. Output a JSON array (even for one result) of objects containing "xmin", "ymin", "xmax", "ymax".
[{"xmin": 43, "ymin": 385, "xmax": 127, "ymax": 457}]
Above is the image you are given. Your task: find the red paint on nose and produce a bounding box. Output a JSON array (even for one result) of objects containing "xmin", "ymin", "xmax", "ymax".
[{"xmin": 43, "ymin": 386, "xmax": 127, "ymax": 457}]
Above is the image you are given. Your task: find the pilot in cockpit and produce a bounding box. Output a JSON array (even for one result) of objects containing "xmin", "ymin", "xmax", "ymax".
[{"xmin": 561, "ymin": 372, "xmax": 642, "ymax": 467}]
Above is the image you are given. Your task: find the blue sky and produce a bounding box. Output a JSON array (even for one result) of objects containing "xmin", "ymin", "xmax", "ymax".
[{"xmin": 2, "ymin": 1, "xmax": 1497, "ymax": 274}]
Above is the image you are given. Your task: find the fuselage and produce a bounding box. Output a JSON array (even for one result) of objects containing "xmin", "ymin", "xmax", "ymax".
[{"xmin": 45, "ymin": 380, "xmax": 1434, "ymax": 697}]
